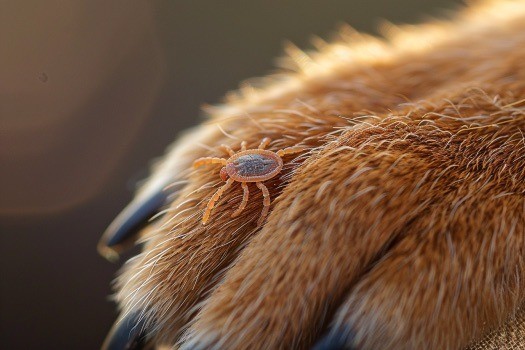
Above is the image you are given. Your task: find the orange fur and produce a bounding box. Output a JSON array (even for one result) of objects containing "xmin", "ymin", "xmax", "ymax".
[{"xmin": 106, "ymin": 1, "xmax": 525, "ymax": 349}]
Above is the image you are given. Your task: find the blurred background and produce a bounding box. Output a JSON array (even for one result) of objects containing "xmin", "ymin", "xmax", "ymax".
[{"xmin": 1, "ymin": 0, "xmax": 460, "ymax": 348}]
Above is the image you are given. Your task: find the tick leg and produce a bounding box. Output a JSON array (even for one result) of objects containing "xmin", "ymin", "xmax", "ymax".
[
  {"xmin": 202, "ymin": 178, "xmax": 234, "ymax": 224},
  {"xmin": 193, "ymin": 157, "xmax": 227, "ymax": 168},
  {"xmin": 256, "ymin": 182, "xmax": 270, "ymax": 226},
  {"xmin": 277, "ymin": 146, "xmax": 306, "ymax": 157},
  {"xmin": 220, "ymin": 144, "xmax": 235, "ymax": 157},
  {"xmin": 241, "ymin": 141, "xmax": 247, "ymax": 151},
  {"xmin": 258, "ymin": 137, "xmax": 272, "ymax": 150},
  {"xmin": 231, "ymin": 182, "xmax": 249, "ymax": 218}
]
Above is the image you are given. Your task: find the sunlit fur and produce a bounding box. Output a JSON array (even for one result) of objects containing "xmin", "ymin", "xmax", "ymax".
[{"xmin": 111, "ymin": 1, "xmax": 525, "ymax": 348}]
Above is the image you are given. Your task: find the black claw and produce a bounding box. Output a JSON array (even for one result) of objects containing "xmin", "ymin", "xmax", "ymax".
[
  {"xmin": 108, "ymin": 190, "xmax": 167, "ymax": 247},
  {"xmin": 101, "ymin": 312, "xmax": 148, "ymax": 350},
  {"xmin": 98, "ymin": 186, "xmax": 168, "ymax": 259},
  {"xmin": 312, "ymin": 329, "xmax": 357, "ymax": 350}
]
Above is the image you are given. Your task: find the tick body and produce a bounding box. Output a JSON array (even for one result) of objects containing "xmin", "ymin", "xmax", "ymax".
[
  {"xmin": 225, "ymin": 150, "xmax": 283, "ymax": 182},
  {"xmin": 193, "ymin": 138, "xmax": 304, "ymax": 226}
]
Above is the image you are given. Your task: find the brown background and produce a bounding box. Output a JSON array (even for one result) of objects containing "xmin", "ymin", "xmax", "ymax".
[{"xmin": 1, "ymin": 1, "xmax": 460, "ymax": 348}]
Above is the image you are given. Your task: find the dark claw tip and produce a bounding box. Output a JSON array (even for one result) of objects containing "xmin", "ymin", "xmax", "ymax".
[
  {"xmin": 98, "ymin": 187, "xmax": 168, "ymax": 260},
  {"xmin": 101, "ymin": 312, "xmax": 148, "ymax": 350},
  {"xmin": 312, "ymin": 328, "xmax": 357, "ymax": 350}
]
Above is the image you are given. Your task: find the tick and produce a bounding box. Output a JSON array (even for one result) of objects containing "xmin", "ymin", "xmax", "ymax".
[{"xmin": 193, "ymin": 138, "xmax": 304, "ymax": 226}]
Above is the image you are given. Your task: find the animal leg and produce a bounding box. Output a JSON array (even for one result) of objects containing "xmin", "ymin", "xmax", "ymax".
[
  {"xmin": 277, "ymin": 146, "xmax": 306, "ymax": 157},
  {"xmin": 231, "ymin": 183, "xmax": 249, "ymax": 218},
  {"xmin": 220, "ymin": 144, "xmax": 235, "ymax": 157},
  {"xmin": 256, "ymin": 182, "xmax": 270, "ymax": 226},
  {"xmin": 202, "ymin": 178, "xmax": 234, "ymax": 224},
  {"xmin": 193, "ymin": 157, "xmax": 227, "ymax": 168},
  {"xmin": 258, "ymin": 137, "xmax": 272, "ymax": 150}
]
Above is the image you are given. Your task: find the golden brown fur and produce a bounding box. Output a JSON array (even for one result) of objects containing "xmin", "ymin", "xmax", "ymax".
[{"xmin": 106, "ymin": 1, "xmax": 525, "ymax": 349}]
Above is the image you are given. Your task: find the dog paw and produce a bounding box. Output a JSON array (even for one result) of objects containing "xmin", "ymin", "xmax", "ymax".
[{"xmin": 100, "ymin": 2, "xmax": 525, "ymax": 349}]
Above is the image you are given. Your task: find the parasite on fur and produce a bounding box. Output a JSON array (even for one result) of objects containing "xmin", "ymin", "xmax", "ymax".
[
  {"xmin": 193, "ymin": 137, "xmax": 304, "ymax": 226},
  {"xmin": 101, "ymin": 2, "xmax": 525, "ymax": 348}
]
